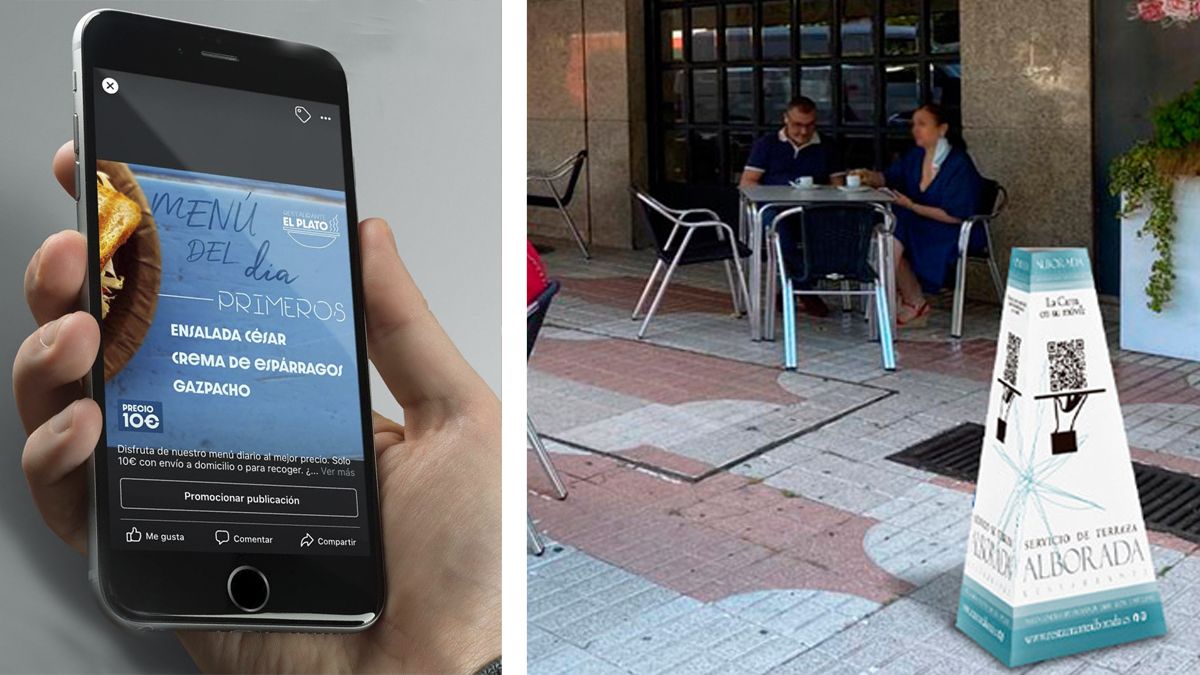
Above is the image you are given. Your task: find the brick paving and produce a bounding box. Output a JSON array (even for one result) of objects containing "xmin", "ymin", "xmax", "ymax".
[{"xmin": 528, "ymin": 240, "xmax": 1200, "ymax": 674}]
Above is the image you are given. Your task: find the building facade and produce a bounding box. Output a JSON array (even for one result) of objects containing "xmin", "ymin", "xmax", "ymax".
[{"xmin": 528, "ymin": 0, "xmax": 1099, "ymax": 297}]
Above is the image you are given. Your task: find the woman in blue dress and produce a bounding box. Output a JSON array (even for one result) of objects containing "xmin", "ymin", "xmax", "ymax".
[{"xmin": 862, "ymin": 103, "xmax": 982, "ymax": 327}]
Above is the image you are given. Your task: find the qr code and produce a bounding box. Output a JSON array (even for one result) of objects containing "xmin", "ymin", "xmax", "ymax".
[
  {"xmin": 1002, "ymin": 332, "xmax": 1021, "ymax": 384},
  {"xmin": 1047, "ymin": 338, "xmax": 1087, "ymax": 392}
]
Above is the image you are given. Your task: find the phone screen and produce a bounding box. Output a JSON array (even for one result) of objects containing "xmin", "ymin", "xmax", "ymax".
[{"xmin": 91, "ymin": 67, "xmax": 370, "ymax": 558}]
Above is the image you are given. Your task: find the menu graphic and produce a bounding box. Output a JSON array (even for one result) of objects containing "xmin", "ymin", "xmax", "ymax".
[
  {"xmin": 956, "ymin": 248, "xmax": 1165, "ymax": 666},
  {"xmin": 98, "ymin": 161, "xmax": 368, "ymax": 556}
]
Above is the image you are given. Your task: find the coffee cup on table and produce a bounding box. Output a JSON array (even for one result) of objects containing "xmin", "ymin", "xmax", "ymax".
[
  {"xmin": 792, "ymin": 176, "xmax": 814, "ymax": 188},
  {"xmin": 846, "ymin": 174, "xmax": 862, "ymax": 188}
]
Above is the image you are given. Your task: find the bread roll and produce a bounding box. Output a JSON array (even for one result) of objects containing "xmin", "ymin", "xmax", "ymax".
[{"xmin": 96, "ymin": 171, "xmax": 142, "ymax": 268}]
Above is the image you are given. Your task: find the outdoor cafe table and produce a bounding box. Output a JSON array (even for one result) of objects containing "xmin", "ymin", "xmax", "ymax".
[{"xmin": 737, "ymin": 184, "xmax": 897, "ymax": 342}]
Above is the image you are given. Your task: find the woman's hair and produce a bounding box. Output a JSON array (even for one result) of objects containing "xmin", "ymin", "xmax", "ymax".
[{"xmin": 915, "ymin": 102, "xmax": 967, "ymax": 150}]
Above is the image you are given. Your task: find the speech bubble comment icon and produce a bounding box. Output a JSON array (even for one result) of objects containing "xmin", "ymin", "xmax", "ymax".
[
  {"xmin": 214, "ymin": 529, "xmax": 230, "ymax": 545},
  {"xmin": 294, "ymin": 105, "xmax": 311, "ymax": 123}
]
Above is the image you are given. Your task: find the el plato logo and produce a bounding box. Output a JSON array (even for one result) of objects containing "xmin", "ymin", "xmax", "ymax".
[{"xmin": 282, "ymin": 210, "xmax": 341, "ymax": 249}]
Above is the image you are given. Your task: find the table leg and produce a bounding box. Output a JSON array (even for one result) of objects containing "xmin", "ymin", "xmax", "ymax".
[
  {"xmin": 883, "ymin": 208, "xmax": 898, "ymax": 336},
  {"xmin": 764, "ymin": 207, "xmax": 776, "ymax": 342},
  {"xmin": 749, "ymin": 201, "xmax": 763, "ymax": 341},
  {"xmin": 738, "ymin": 196, "xmax": 751, "ymax": 335},
  {"xmin": 736, "ymin": 195, "xmax": 744, "ymax": 247}
]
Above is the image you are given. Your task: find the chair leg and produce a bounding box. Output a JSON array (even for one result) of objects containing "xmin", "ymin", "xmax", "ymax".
[
  {"xmin": 840, "ymin": 280, "xmax": 853, "ymax": 312},
  {"xmin": 983, "ymin": 223, "xmax": 1004, "ymax": 300},
  {"xmin": 988, "ymin": 253, "xmax": 1004, "ymax": 301},
  {"xmin": 784, "ymin": 279, "xmax": 798, "ymax": 369},
  {"xmin": 951, "ymin": 254, "xmax": 967, "ymax": 339},
  {"xmin": 772, "ymin": 234, "xmax": 797, "ymax": 369},
  {"xmin": 633, "ymin": 260, "xmax": 665, "ymax": 319},
  {"xmin": 527, "ymin": 515, "xmax": 546, "ymax": 556},
  {"xmin": 765, "ymin": 231, "xmax": 778, "ymax": 341},
  {"xmin": 723, "ymin": 260, "xmax": 744, "ymax": 316},
  {"xmin": 874, "ymin": 283, "xmax": 897, "ymax": 371},
  {"xmin": 528, "ymin": 416, "xmax": 567, "ymax": 500},
  {"xmin": 638, "ymin": 231, "xmax": 693, "ymax": 339},
  {"xmin": 728, "ymin": 243, "xmax": 753, "ymax": 323},
  {"xmin": 951, "ymin": 224, "xmax": 971, "ymax": 339},
  {"xmin": 549, "ymin": 185, "xmax": 590, "ymax": 260},
  {"xmin": 875, "ymin": 236, "xmax": 896, "ymax": 371},
  {"xmin": 866, "ymin": 278, "xmax": 879, "ymax": 341}
]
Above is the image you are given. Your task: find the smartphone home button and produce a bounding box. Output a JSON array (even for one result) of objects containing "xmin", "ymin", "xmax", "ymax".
[{"xmin": 227, "ymin": 565, "xmax": 270, "ymax": 613}]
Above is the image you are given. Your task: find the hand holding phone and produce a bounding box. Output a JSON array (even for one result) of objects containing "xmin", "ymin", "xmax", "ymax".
[
  {"xmin": 12, "ymin": 8, "xmax": 499, "ymax": 671},
  {"xmin": 74, "ymin": 9, "xmax": 386, "ymax": 631},
  {"xmin": 17, "ymin": 149, "xmax": 502, "ymax": 674}
]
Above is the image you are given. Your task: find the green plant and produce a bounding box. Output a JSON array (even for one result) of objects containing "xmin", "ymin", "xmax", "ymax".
[
  {"xmin": 1152, "ymin": 83, "xmax": 1200, "ymax": 150},
  {"xmin": 1110, "ymin": 141, "xmax": 1176, "ymax": 313},
  {"xmin": 1110, "ymin": 81, "xmax": 1200, "ymax": 312}
]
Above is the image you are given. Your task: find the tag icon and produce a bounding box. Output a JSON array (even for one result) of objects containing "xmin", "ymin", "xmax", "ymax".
[{"xmin": 294, "ymin": 105, "xmax": 311, "ymax": 123}]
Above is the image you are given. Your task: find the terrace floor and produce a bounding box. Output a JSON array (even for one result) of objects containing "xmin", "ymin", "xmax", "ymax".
[{"xmin": 527, "ymin": 237, "xmax": 1200, "ymax": 675}]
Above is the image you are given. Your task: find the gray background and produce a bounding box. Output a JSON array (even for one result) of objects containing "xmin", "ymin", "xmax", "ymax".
[{"xmin": 0, "ymin": 1, "xmax": 499, "ymax": 671}]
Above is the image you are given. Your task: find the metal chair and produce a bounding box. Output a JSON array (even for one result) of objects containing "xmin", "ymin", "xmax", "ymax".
[
  {"xmin": 769, "ymin": 203, "xmax": 896, "ymax": 371},
  {"xmin": 527, "ymin": 280, "xmax": 568, "ymax": 556},
  {"xmin": 631, "ymin": 189, "xmax": 753, "ymax": 339},
  {"xmin": 528, "ymin": 515, "xmax": 546, "ymax": 556},
  {"xmin": 528, "ymin": 280, "xmax": 568, "ymax": 503},
  {"xmin": 951, "ymin": 179, "xmax": 1007, "ymax": 338},
  {"xmin": 528, "ymin": 150, "xmax": 590, "ymax": 259}
]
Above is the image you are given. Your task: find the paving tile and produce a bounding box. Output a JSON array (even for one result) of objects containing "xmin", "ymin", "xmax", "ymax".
[
  {"xmin": 531, "ymin": 643, "xmax": 617, "ymax": 675},
  {"xmin": 526, "ymin": 244, "xmax": 1200, "ymax": 675},
  {"xmin": 1126, "ymin": 645, "xmax": 1200, "ymax": 673},
  {"xmin": 770, "ymin": 647, "xmax": 837, "ymax": 673},
  {"xmin": 529, "ymin": 625, "xmax": 566, "ymax": 659},
  {"xmin": 707, "ymin": 626, "xmax": 778, "ymax": 661},
  {"xmin": 584, "ymin": 595, "xmax": 702, "ymax": 655}
]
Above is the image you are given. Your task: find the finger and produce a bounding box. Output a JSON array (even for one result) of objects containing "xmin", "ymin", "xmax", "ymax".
[
  {"xmin": 24, "ymin": 230, "xmax": 88, "ymax": 326},
  {"xmin": 359, "ymin": 218, "xmax": 490, "ymax": 416},
  {"xmin": 22, "ymin": 398, "xmax": 103, "ymax": 554},
  {"xmin": 13, "ymin": 311, "xmax": 100, "ymax": 434},
  {"xmin": 53, "ymin": 141, "xmax": 76, "ymax": 198},
  {"xmin": 372, "ymin": 410, "xmax": 405, "ymax": 451}
]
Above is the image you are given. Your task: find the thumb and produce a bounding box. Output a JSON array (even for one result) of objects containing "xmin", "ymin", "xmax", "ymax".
[{"xmin": 358, "ymin": 218, "xmax": 489, "ymax": 423}]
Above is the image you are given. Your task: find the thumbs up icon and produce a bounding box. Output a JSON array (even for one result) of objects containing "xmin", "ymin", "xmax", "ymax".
[{"xmin": 126, "ymin": 526, "xmax": 143, "ymax": 543}]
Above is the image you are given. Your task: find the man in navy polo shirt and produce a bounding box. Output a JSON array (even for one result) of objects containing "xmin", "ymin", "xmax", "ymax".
[
  {"xmin": 741, "ymin": 96, "xmax": 836, "ymax": 187},
  {"xmin": 740, "ymin": 96, "xmax": 838, "ymax": 317}
]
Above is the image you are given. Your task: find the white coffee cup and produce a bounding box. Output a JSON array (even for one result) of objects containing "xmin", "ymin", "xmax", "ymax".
[
  {"xmin": 846, "ymin": 174, "xmax": 862, "ymax": 188},
  {"xmin": 793, "ymin": 176, "xmax": 814, "ymax": 188}
]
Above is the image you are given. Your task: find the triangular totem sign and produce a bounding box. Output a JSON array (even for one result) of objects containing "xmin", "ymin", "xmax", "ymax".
[{"xmin": 956, "ymin": 248, "xmax": 1166, "ymax": 667}]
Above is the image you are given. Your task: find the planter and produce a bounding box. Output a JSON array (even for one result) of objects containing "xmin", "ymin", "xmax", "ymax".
[{"xmin": 1121, "ymin": 177, "xmax": 1200, "ymax": 360}]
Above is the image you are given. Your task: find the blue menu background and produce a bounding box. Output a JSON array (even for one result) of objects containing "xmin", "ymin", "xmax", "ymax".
[{"xmin": 104, "ymin": 164, "xmax": 364, "ymax": 459}]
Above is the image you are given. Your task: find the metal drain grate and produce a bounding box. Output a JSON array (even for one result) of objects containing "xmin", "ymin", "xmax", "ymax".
[
  {"xmin": 888, "ymin": 423, "xmax": 986, "ymax": 483},
  {"xmin": 888, "ymin": 422, "xmax": 1200, "ymax": 544},
  {"xmin": 1136, "ymin": 464, "xmax": 1200, "ymax": 544}
]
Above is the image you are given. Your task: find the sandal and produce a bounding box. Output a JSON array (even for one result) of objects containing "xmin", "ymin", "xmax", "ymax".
[{"xmin": 898, "ymin": 300, "xmax": 931, "ymax": 328}]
